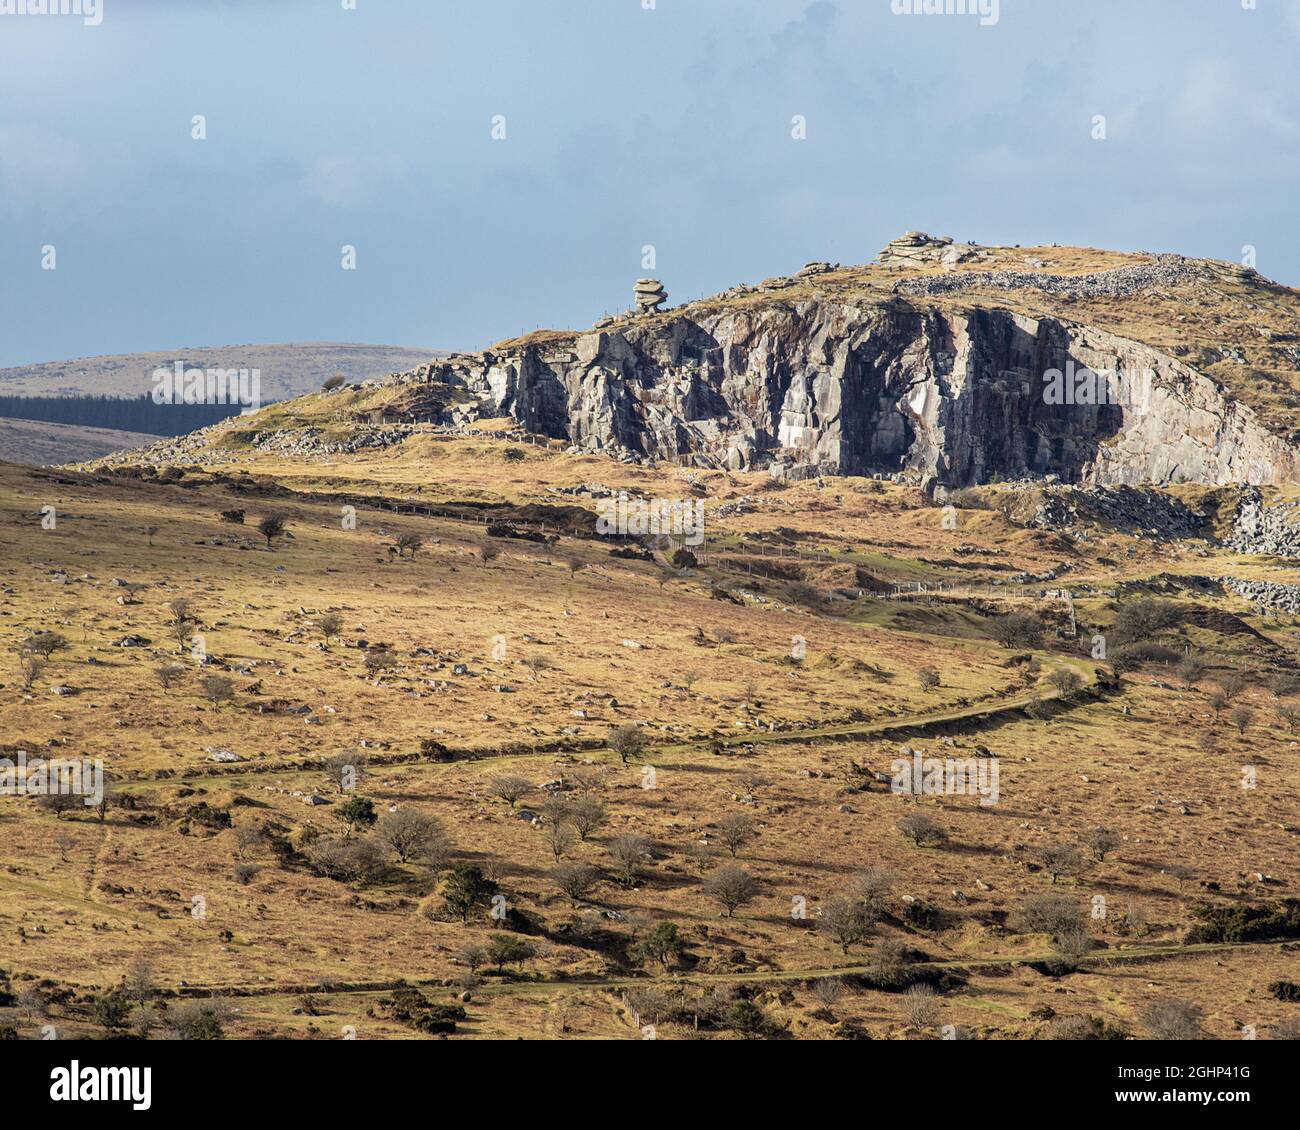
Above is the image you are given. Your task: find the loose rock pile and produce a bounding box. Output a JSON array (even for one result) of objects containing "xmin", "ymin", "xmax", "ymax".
[
  {"xmin": 1220, "ymin": 577, "xmax": 1300, "ymax": 614},
  {"xmin": 896, "ymin": 255, "xmax": 1221, "ymax": 300},
  {"xmin": 1228, "ymin": 487, "xmax": 1300, "ymax": 558},
  {"xmin": 1032, "ymin": 484, "xmax": 1207, "ymax": 540},
  {"xmin": 250, "ymin": 426, "xmax": 413, "ymax": 458}
]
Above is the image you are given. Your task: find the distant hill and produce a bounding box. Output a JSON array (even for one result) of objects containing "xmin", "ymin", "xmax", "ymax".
[
  {"xmin": 0, "ymin": 416, "xmax": 163, "ymax": 466},
  {"xmin": 0, "ymin": 343, "xmax": 443, "ymax": 401}
]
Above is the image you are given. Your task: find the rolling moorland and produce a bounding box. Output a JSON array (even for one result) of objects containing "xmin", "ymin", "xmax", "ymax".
[
  {"xmin": 0, "ymin": 418, "xmax": 166, "ymax": 469},
  {"xmin": 0, "ymin": 344, "xmax": 441, "ymax": 401},
  {"xmin": 2, "ymin": 237, "xmax": 1299, "ymax": 1041},
  {"xmin": 0, "ymin": 343, "xmax": 444, "ymax": 466}
]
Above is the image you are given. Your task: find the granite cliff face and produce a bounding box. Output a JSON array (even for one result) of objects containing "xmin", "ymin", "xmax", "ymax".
[{"xmin": 389, "ymin": 297, "xmax": 1300, "ymax": 489}]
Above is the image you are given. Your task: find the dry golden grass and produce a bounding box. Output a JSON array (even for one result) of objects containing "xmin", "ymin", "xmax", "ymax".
[{"xmin": 2, "ymin": 446, "xmax": 1299, "ymax": 1041}]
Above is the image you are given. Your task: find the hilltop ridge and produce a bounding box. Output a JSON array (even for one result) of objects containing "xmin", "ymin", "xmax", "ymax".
[{"xmin": 91, "ymin": 235, "xmax": 1300, "ymax": 492}]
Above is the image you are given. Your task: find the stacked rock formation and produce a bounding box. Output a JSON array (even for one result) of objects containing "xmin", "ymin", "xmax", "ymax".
[
  {"xmin": 878, "ymin": 231, "xmax": 981, "ymax": 269},
  {"xmin": 634, "ymin": 278, "xmax": 668, "ymax": 314}
]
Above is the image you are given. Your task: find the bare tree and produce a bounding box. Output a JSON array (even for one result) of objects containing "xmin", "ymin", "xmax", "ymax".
[
  {"xmin": 1048, "ymin": 668, "xmax": 1083, "ymax": 699},
  {"xmin": 1278, "ymin": 704, "xmax": 1300, "ymax": 734},
  {"xmin": 867, "ymin": 938, "xmax": 911, "ymax": 988},
  {"xmin": 491, "ymin": 776, "xmax": 533, "ymax": 809},
  {"xmin": 201, "ymin": 674, "xmax": 235, "ymax": 710},
  {"xmin": 702, "ymin": 864, "xmax": 759, "ymax": 917},
  {"xmin": 168, "ymin": 597, "xmax": 197, "ymax": 651},
  {"xmin": 608, "ymin": 833, "xmax": 652, "ymax": 888},
  {"xmin": 323, "ymin": 751, "xmax": 365, "ymax": 793},
  {"xmin": 1052, "ymin": 926, "xmax": 1093, "ymax": 967},
  {"xmin": 1083, "ymin": 826, "xmax": 1120, "ymax": 862},
  {"xmin": 231, "ymin": 823, "xmax": 266, "ymax": 861},
  {"xmin": 375, "ymin": 809, "xmax": 448, "ymax": 864},
  {"xmin": 155, "ymin": 662, "xmax": 186, "ymax": 689},
  {"xmin": 609, "ymin": 724, "xmax": 649, "ymax": 765},
  {"xmin": 1176, "ymin": 653, "xmax": 1207, "ymax": 691},
  {"xmin": 812, "ymin": 978, "xmax": 844, "ymax": 1011},
  {"xmin": 851, "ymin": 867, "xmax": 895, "ymax": 916},
  {"xmin": 716, "ymin": 812, "xmax": 758, "ymax": 858},
  {"xmin": 1228, "ymin": 704, "xmax": 1254, "ymax": 735},
  {"xmin": 568, "ymin": 797, "xmax": 606, "ymax": 841},
  {"xmin": 22, "ymin": 631, "xmax": 68, "ymax": 661},
  {"xmin": 1269, "ymin": 672, "xmax": 1300, "ymax": 699},
  {"xmin": 1217, "ymin": 672, "xmax": 1249, "ymax": 703},
  {"xmin": 991, "ymin": 612, "xmax": 1044, "ymax": 649},
  {"xmin": 544, "ymin": 820, "xmax": 576, "ymax": 862},
  {"xmin": 567, "ymin": 769, "xmax": 604, "ymax": 796},
  {"xmin": 1034, "ymin": 842, "xmax": 1082, "ymax": 884},
  {"xmin": 521, "ymin": 654, "xmax": 551, "ymax": 682},
  {"xmin": 1010, "ymin": 893, "xmax": 1086, "ymax": 942},
  {"xmin": 457, "ymin": 943, "xmax": 487, "ymax": 973},
  {"xmin": 258, "ymin": 513, "xmax": 288, "ymax": 550},
  {"xmin": 1207, "ymin": 688, "xmax": 1229, "ymax": 721},
  {"xmin": 552, "ymin": 862, "xmax": 601, "ymax": 904},
  {"xmin": 123, "ymin": 957, "xmax": 157, "ymax": 1004},
  {"xmin": 1140, "ymin": 998, "xmax": 1203, "ymax": 1041},
  {"xmin": 897, "ymin": 810, "xmax": 948, "ymax": 847},
  {"xmin": 38, "ymin": 792, "xmax": 81, "ymax": 819},
  {"xmin": 395, "ymin": 532, "xmax": 423, "ymax": 558},
  {"xmin": 18, "ymin": 653, "xmax": 44, "ymax": 689},
  {"xmin": 363, "ymin": 647, "xmax": 398, "ymax": 679},
  {"xmin": 901, "ymin": 984, "xmax": 940, "ymax": 1029},
  {"xmin": 820, "ymin": 895, "xmax": 877, "ymax": 954}
]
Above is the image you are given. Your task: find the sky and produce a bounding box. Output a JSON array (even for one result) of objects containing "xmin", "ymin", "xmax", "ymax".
[{"xmin": 1, "ymin": 0, "xmax": 1298, "ymax": 368}]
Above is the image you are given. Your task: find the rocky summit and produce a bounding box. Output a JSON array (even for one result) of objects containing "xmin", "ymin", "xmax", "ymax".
[
  {"xmin": 338, "ymin": 235, "xmax": 1300, "ymax": 489},
  {"xmin": 101, "ymin": 235, "xmax": 1300, "ymax": 494}
]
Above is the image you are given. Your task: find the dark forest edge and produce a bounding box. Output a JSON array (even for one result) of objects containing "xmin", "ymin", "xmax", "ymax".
[{"xmin": 0, "ymin": 395, "xmax": 270, "ymax": 438}]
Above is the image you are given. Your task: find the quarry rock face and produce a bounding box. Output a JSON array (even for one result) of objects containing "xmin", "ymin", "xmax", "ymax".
[{"xmin": 394, "ymin": 297, "xmax": 1300, "ymax": 488}]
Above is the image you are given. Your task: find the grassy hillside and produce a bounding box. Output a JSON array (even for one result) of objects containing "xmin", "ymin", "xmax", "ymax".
[
  {"xmin": 3, "ymin": 419, "xmax": 1299, "ymax": 1039},
  {"xmin": 0, "ymin": 417, "xmax": 163, "ymax": 467}
]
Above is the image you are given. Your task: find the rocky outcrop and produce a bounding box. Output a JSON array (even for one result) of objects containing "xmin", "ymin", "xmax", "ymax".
[
  {"xmin": 387, "ymin": 297, "xmax": 1300, "ymax": 488},
  {"xmin": 879, "ymin": 232, "xmax": 983, "ymax": 270},
  {"xmin": 634, "ymin": 279, "xmax": 668, "ymax": 315}
]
